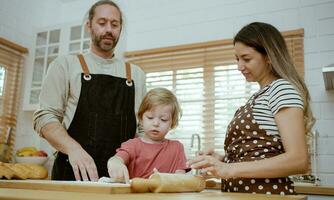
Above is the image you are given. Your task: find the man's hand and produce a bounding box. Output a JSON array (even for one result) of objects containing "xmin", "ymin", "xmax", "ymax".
[
  {"xmin": 40, "ymin": 122, "xmax": 99, "ymax": 181},
  {"xmin": 67, "ymin": 148, "xmax": 98, "ymax": 181}
]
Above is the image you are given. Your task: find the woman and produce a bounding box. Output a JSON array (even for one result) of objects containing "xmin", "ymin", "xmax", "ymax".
[{"xmin": 188, "ymin": 22, "xmax": 315, "ymax": 195}]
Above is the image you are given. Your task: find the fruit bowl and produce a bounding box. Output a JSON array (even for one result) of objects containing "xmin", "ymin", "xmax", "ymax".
[{"xmin": 15, "ymin": 156, "xmax": 48, "ymax": 165}]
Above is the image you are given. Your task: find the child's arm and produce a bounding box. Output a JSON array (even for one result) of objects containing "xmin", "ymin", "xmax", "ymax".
[{"xmin": 107, "ymin": 156, "xmax": 130, "ymax": 183}]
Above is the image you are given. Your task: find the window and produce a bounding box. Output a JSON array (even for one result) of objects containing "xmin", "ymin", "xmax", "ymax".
[
  {"xmin": 0, "ymin": 66, "xmax": 6, "ymax": 114},
  {"xmin": 0, "ymin": 37, "xmax": 28, "ymax": 162},
  {"xmin": 125, "ymin": 29, "xmax": 304, "ymax": 158},
  {"xmin": 0, "ymin": 67, "xmax": 5, "ymax": 96},
  {"xmin": 69, "ymin": 25, "xmax": 90, "ymax": 54},
  {"xmin": 145, "ymin": 65, "xmax": 259, "ymax": 157},
  {"xmin": 30, "ymin": 29, "xmax": 61, "ymax": 105}
]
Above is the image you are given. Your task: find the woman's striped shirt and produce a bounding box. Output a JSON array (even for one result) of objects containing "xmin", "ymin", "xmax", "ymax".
[{"xmin": 247, "ymin": 79, "xmax": 304, "ymax": 136}]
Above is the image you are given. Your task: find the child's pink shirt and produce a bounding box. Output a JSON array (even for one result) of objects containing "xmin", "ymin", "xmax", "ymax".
[{"xmin": 115, "ymin": 138, "xmax": 187, "ymax": 178}]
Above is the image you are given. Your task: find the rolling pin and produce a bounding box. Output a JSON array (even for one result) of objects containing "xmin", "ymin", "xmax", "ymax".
[{"xmin": 131, "ymin": 173, "xmax": 205, "ymax": 193}]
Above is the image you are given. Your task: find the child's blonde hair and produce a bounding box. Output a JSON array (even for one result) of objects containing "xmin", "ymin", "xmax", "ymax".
[{"xmin": 137, "ymin": 88, "xmax": 182, "ymax": 129}]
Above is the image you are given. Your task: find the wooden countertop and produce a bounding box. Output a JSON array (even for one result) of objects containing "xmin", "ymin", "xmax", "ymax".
[
  {"xmin": 0, "ymin": 188, "xmax": 306, "ymax": 200},
  {"xmin": 0, "ymin": 179, "xmax": 306, "ymax": 200},
  {"xmin": 206, "ymin": 179, "xmax": 334, "ymax": 196},
  {"xmin": 294, "ymin": 183, "xmax": 334, "ymax": 196}
]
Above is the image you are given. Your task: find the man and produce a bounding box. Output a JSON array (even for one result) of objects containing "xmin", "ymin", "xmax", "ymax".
[{"xmin": 33, "ymin": 0, "xmax": 146, "ymax": 181}]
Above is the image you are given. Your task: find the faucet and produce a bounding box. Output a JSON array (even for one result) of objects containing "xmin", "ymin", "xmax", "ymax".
[
  {"xmin": 190, "ymin": 133, "xmax": 201, "ymax": 153},
  {"xmin": 190, "ymin": 133, "xmax": 201, "ymax": 175}
]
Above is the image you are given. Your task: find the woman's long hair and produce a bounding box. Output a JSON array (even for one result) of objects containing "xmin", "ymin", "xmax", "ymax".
[{"xmin": 233, "ymin": 22, "xmax": 315, "ymax": 135}]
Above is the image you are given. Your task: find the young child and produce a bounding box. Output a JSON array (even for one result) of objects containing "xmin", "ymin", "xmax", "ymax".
[{"xmin": 107, "ymin": 88, "xmax": 187, "ymax": 183}]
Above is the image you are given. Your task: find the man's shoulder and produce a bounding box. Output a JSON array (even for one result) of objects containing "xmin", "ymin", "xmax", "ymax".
[
  {"xmin": 124, "ymin": 62, "xmax": 144, "ymax": 75},
  {"xmin": 52, "ymin": 54, "xmax": 78, "ymax": 66}
]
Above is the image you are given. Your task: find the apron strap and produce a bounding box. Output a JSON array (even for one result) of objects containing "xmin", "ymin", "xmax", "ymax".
[
  {"xmin": 77, "ymin": 54, "xmax": 91, "ymax": 80},
  {"xmin": 125, "ymin": 62, "xmax": 133, "ymax": 86}
]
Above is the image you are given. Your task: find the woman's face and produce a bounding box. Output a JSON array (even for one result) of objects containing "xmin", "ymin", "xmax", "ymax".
[{"xmin": 234, "ymin": 42, "xmax": 273, "ymax": 87}]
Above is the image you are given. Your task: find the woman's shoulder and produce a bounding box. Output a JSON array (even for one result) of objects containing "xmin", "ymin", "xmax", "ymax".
[
  {"xmin": 266, "ymin": 79, "xmax": 303, "ymax": 111},
  {"xmin": 269, "ymin": 79, "xmax": 296, "ymax": 92},
  {"xmin": 262, "ymin": 79, "xmax": 299, "ymax": 97}
]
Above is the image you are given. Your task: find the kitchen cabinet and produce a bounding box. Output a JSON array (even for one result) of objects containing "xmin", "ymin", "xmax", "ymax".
[{"xmin": 23, "ymin": 22, "xmax": 90, "ymax": 110}]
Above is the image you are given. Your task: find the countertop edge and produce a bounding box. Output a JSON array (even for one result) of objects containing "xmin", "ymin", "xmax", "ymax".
[
  {"xmin": 294, "ymin": 183, "xmax": 334, "ymax": 196},
  {"xmin": 205, "ymin": 180, "xmax": 334, "ymax": 196}
]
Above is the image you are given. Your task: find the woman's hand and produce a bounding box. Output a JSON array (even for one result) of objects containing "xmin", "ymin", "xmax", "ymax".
[
  {"xmin": 187, "ymin": 155, "xmax": 231, "ymax": 179},
  {"xmin": 107, "ymin": 156, "xmax": 130, "ymax": 183},
  {"xmin": 196, "ymin": 148, "xmax": 224, "ymax": 161},
  {"xmin": 67, "ymin": 148, "xmax": 98, "ymax": 181}
]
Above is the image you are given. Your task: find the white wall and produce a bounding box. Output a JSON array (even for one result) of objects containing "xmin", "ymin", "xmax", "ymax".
[
  {"xmin": 0, "ymin": 0, "xmax": 62, "ymax": 153},
  {"xmin": 1, "ymin": 0, "xmax": 334, "ymax": 188}
]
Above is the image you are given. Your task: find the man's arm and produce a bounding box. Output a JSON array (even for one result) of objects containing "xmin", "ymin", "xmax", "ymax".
[
  {"xmin": 33, "ymin": 56, "xmax": 98, "ymax": 181},
  {"xmin": 41, "ymin": 122, "xmax": 98, "ymax": 181}
]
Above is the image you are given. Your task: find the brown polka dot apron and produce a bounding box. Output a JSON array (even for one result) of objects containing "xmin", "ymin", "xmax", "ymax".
[{"xmin": 222, "ymin": 91, "xmax": 295, "ymax": 195}]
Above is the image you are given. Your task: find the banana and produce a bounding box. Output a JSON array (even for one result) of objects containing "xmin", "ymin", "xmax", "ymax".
[
  {"xmin": 16, "ymin": 147, "xmax": 38, "ymax": 157},
  {"xmin": 17, "ymin": 151, "xmax": 35, "ymax": 157},
  {"xmin": 16, "ymin": 147, "xmax": 37, "ymax": 154}
]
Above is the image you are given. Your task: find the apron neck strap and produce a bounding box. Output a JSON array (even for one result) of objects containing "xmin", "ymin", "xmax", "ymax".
[
  {"xmin": 77, "ymin": 54, "xmax": 91, "ymax": 76},
  {"xmin": 77, "ymin": 54, "xmax": 132, "ymax": 84},
  {"xmin": 125, "ymin": 62, "xmax": 132, "ymax": 84}
]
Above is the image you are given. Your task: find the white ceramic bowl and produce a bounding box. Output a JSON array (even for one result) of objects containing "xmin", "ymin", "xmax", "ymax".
[{"xmin": 15, "ymin": 156, "xmax": 48, "ymax": 165}]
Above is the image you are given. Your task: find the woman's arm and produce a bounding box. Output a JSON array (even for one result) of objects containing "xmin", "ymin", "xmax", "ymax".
[{"xmin": 189, "ymin": 107, "xmax": 309, "ymax": 179}]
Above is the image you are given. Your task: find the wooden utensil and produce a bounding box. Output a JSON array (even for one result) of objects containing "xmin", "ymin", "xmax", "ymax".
[{"xmin": 131, "ymin": 173, "xmax": 205, "ymax": 193}]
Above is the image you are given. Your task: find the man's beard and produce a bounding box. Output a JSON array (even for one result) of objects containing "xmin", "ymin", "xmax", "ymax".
[{"xmin": 91, "ymin": 30, "xmax": 119, "ymax": 52}]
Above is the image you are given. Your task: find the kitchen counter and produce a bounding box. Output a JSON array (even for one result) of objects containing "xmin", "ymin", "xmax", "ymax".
[
  {"xmin": 0, "ymin": 188, "xmax": 306, "ymax": 200},
  {"xmin": 294, "ymin": 183, "xmax": 334, "ymax": 196},
  {"xmin": 206, "ymin": 179, "xmax": 334, "ymax": 196},
  {"xmin": 0, "ymin": 179, "xmax": 306, "ymax": 200}
]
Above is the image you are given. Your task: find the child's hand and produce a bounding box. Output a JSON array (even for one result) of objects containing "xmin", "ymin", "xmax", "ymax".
[{"xmin": 107, "ymin": 156, "xmax": 130, "ymax": 183}]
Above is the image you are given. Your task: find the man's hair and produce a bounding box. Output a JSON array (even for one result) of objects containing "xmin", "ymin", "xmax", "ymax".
[{"xmin": 88, "ymin": 0, "xmax": 123, "ymax": 24}]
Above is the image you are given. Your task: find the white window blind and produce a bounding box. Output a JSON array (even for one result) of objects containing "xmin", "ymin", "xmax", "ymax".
[
  {"xmin": 0, "ymin": 37, "xmax": 27, "ymax": 162},
  {"xmin": 125, "ymin": 29, "xmax": 304, "ymax": 158},
  {"xmin": 145, "ymin": 65, "xmax": 258, "ymax": 157}
]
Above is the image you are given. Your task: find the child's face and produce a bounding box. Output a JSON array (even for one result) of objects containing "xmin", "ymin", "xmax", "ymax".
[{"xmin": 142, "ymin": 104, "xmax": 173, "ymax": 142}]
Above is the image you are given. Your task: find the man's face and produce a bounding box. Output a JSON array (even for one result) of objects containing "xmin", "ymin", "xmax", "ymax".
[{"xmin": 87, "ymin": 4, "xmax": 122, "ymax": 53}]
